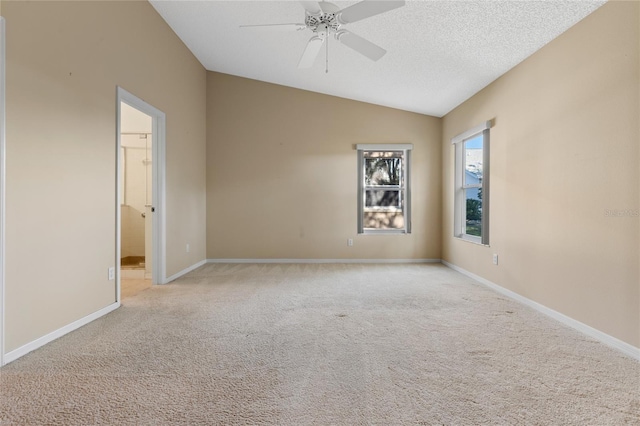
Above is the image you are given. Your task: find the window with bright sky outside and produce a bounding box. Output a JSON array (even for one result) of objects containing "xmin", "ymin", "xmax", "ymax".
[{"xmin": 453, "ymin": 123, "xmax": 490, "ymax": 245}]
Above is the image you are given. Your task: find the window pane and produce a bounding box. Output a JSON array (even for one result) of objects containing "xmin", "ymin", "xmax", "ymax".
[
  {"xmin": 464, "ymin": 135, "xmax": 483, "ymax": 184},
  {"xmin": 363, "ymin": 212, "xmax": 405, "ymax": 230},
  {"xmin": 358, "ymin": 147, "xmax": 410, "ymax": 234},
  {"xmin": 465, "ymin": 188, "xmax": 482, "ymax": 237},
  {"xmin": 365, "ymin": 190, "xmax": 400, "ymax": 208},
  {"xmin": 364, "ymin": 157, "xmax": 401, "ymax": 186}
]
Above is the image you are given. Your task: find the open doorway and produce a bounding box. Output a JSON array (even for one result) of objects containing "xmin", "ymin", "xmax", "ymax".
[
  {"xmin": 116, "ymin": 88, "xmax": 166, "ymax": 303},
  {"xmin": 120, "ymin": 103, "xmax": 152, "ymax": 297}
]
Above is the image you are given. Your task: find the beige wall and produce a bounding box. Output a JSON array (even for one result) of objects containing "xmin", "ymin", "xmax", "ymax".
[
  {"xmin": 4, "ymin": 1, "xmax": 207, "ymax": 352},
  {"xmin": 442, "ymin": 1, "xmax": 639, "ymax": 347},
  {"xmin": 207, "ymin": 72, "xmax": 442, "ymax": 260}
]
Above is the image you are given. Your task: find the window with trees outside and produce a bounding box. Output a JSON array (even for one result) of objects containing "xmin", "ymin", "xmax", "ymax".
[
  {"xmin": 452, "ymin": 121, "xmax": 491, "ymax": 245},
  {"xmin": 356, "ymin": 144, "xmax": 412, "ymax": 234}
]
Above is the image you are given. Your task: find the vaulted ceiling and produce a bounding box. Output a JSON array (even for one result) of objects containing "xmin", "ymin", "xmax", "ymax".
[{"xmin": 149, "ymin": 0, "xmax": 605, "ymax": 117}]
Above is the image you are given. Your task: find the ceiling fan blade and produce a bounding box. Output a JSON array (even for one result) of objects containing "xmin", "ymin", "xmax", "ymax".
[
  {"xmin": 299, "ymin": 1, "xmax": 322, "ymax": 14},
  {"xmin": 240, "ymin": 23, "xmax": 306, "ymax": 32},
  {"xmin": 335, "ymin": 30, "xmax": 386, "ymax": 61},
  {"xmin": 298, "ymin": 36, "xmax": 325, "ymax": 68},
  {"xmin": 337, "ymin": 0, "xmax": 405, "ymax": 24}
]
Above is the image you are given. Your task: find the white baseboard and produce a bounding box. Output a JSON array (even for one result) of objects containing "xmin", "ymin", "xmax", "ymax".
[
  {"xmin": 2, "ymin": 257, "xmax": 208, "ymax": 365},
  {"xmin": 164, "ymin": 259, "xmax": 207, "ymax": 283},
  {"xmin": 442, "ymin": 261, "xmax": 640, "ymax": 361},
  {"xmin": 6, "ymin": 260, "xmax": 634, "ymax": 366},
  {"xmin": 207, "ymin": 258, "xmax": 441, "ymax": 264},
  {"xmin": 3, "ymin": 301, "xmax": 120, "ymax": 365}
]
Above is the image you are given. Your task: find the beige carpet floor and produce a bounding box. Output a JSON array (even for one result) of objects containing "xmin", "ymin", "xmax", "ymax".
[{"xmin": 1, "ymin": 263, "xmax": 638, "ymax": 425}]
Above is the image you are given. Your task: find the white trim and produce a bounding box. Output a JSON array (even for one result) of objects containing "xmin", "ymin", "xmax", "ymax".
[
  {"xmin": 451, "ymin": 120, "xmax": 492, "ymax": 145},
  {"xmin": 453, "ymin": 137, "xmax": 463, "ymax": 240},
  {"xmin": 115, "ymin": 97, "xmax": 123, "ymax": 303},
  {"xmin": 116, "ymin": 88, "xmax": 167, "ymax": 297},
  {"xmin": 453, "ymin": 126, "xmax": 490, "ymax": 245},
  {"xmin": 405, "ymin": 149, "xmax": 412, "ymax": 233},
  {"xmin": 207, "ymin": 258, "xmax": 441, "ymax": 264},
  {"xmin": 355, "ymin": 143, "xmax": 413, "ymax": 151},
  {"xmin": 442, "ymin": 261, "xmax": 640, "ymax": 361},
  {"xmin": 0, "ymin": 17, "xmax": 5, "ymax": 366},
  {"xmin": 5, "ymin": 256, "xmax": 633, "ymax": 366},
  {"xmin": 360, "ymin": 229, "xmax": 410, "ymax": 235},
  {"xmin": 154, "ymin": 113, "xmax": 167, "ymax": 285},
  {"xmin": 481, "ymin": 129, "xmax": 490, "ymax": 240},
  {"xmin": 357, "ymin": 145, "xmax": 412, "ymax": 234},
  {"xmin": 456, "ymin": 233, "xmax": 483, "ymax": 246},
  {"xmin": 3, "ymin": 302, "xmax": 120, "ymax": 365},
  {"xmin": 357, "ymin": 150, "xmax": 364, "ymax": 233},
  {"xmin": 164, "ymin": 259, "xmax": 207, "ymax": 283}
]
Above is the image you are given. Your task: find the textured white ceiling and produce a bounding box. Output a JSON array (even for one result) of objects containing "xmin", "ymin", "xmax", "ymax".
[{"xmin": 149, "ymin": 0, "xmax": 605, "ymax": 117}]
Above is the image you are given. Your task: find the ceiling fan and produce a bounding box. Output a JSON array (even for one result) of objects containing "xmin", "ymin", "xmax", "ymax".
[{"xmin": 240, "ymin": 1, "xmax": 405, "ymax": 72}]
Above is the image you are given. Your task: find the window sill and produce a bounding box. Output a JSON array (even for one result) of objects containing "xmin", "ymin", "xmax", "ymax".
[
  {"xmin": 361, "ymin": 229, "xmax": 409, "ymax": 235},
  {"xmin": 454, "ymin": 234, "xmax": 488, "ymax": 246}
]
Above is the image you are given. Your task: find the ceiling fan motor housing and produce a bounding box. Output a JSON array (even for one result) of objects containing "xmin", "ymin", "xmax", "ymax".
[
  {"xmin": 305, "ymin": 13, "xmax": 341, "ymax": 36},
  {"xmin": 305, "ymin": 1, "xmax": 344, "ymax": 37}
]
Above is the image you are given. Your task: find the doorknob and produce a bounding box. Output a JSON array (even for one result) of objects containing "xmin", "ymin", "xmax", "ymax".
[{"xmin": 151, "ymin": 207, "xmax": 155, "ymax": 212}]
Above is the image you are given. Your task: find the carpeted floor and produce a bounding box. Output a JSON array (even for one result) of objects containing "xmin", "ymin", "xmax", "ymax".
[{"xmin": 0, "ymin": 263, "xmax": 638, "ymax": 425}]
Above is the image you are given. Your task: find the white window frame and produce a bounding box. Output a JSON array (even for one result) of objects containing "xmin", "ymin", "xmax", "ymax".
[
  {"xmin": 452, "ymin": 121, "xmax": 491, "ymax": 245},
  {"xmin": 356, "ymin": 144, "xmax": 412, "ymax": 234}
]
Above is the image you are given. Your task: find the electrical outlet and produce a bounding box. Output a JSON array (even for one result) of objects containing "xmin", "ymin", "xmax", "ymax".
[
  {"xmin": 108, "ymin": 267, "xmax": 115, "ymax": 280},
  {"xmin": 347, "ymin": 238, "xmax": 353, "ymax": 247},
  {"xmin": 186, "ymin": 243, "xmax": 190, "ymax": 253},
  {"xmin": 492, "ymin": 254, "xmax": 498, "ymax": 265}
]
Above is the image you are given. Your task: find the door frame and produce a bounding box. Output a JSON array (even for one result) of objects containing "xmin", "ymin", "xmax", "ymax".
[
  {"xmin": 116, "ymin": 87, "xmax": 166, "ymax": 302},
  {"xmin": 0, "ymin": 16, "xmax": 6, "ymax": 366}
]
